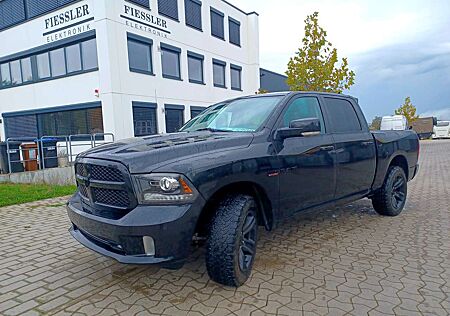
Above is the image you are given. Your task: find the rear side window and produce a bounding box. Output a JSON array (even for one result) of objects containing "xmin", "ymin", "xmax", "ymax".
[{"xmin": 323, "ymin": 97, "xmax": 361, "ymax": 133}]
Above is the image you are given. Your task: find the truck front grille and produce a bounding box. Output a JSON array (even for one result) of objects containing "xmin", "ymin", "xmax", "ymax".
[
  {"xmin": 92, "ymin": 187, "xmax": 130, "ymax": 208},
  {"xmin": 75, "ymin": 160, "xmax": 136, "ymax": 219}
]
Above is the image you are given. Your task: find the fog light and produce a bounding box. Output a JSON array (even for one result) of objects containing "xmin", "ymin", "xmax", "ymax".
[{"xmin": 143, "ymin": 236, "xmax": 155, "ymax": 256}]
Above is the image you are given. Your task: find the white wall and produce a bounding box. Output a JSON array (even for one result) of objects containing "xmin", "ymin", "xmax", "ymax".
[{"xmin": 0, "ymin": 0, "xmax": 260, "ymax": 140}]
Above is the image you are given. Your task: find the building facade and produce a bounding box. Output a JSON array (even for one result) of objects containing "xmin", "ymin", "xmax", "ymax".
[{"xmin": 0, "ymin": 0, "xmax": 259, "ymax": 141}]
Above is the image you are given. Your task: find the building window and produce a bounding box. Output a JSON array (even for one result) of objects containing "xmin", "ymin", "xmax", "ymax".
[
  {"xmin": 26, "ymin": 0, "xmax": 80, "ymax": 19},
  {"xmin": 81, "ymin": 38, "xmax": 99, "ymax": 70},
  {"xmin": 158, "ymin": 0, "xmax": 178, "ymax": 21},
  {"xmin": 229, "ymin": 17, "xmax": 241, "ymax": 46},
  {"xmin": 36, "ymin": 53, "xmax": 51, "ymax": 79},
  {"xmin": 10, "ymin": 60, "xmax": 22, "ymax": 85},
  {"xmin": 0, "ymin": 36, "xmax": 99, "ymax": 89},
  {"xmin": 165, "ymin": 104, "xmax": 184, "ymax": 133},
  {"xmin": 210, "ymin": 8, "xmax": 224, "ymax": 40},
  {"xmin": 0, "ymin": 0, "xmax": 26, "ymax": 30},
  {"xmin": 127, "ymin": 34, "xmax": 153, "ymax": 75},
  {"xmin": 0, "ymin": 63, "xmax": 12, "ymax": 87},
  {"xmin": 50, "ymin": 48, "xmax": 67, "ymax": 77},
  {"xmin": 213, "ymin": 59, "xmax": 226, "ymax": 88},
  {"xmin": 127, "ymin": 0, "xmax": 150, "ymax": 8},
  {"xmin": 133, "ymin": 102, "xmax": 157, "ymax": 136},
  {"xmin": 187, "ymin": 51, "xmax": 204, "ymax": 84},
  {"xmin": 230, "ymin": 64, "xmax": 242, "ymax": 91},
  {"xmin": 66, "ymin": 43, "xmax": 82, "ymax": 73},
  {"xmin": 161, "ymin": 43, "xmax": 181, "ymax": 80},
  {"xmin": 190, "ymin": 106, "xmax": 205, "ymax": 119},
  {"xmin": 21, "ymin": 58, "xmax": 33, "ymax": 83},
  {"xmin": 185, "ymin": 0, "xmax": 202, "ymax": 30},
  {"xmin": 3, "ymin": 103, "xmax": 104, "ymax": 139}
]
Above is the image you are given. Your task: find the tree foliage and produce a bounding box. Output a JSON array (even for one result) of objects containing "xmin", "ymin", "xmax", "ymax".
[
  {"xmin": 395, "ymin": 97, "xmax": 419, "ymax": 124},
  {"xmin": 369, "ymin": 116, "xmax": 382, "ymax": 131},
  {"xmin": 286, "ymin": 12, "xmax": 355, "ymax": 93}
]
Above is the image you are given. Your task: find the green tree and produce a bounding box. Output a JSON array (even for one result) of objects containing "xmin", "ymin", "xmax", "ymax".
[
  {"xmin": 256, "ymin": 88, "xmax": 269, "ymax": 94},
  {"xmin": 395, "ymin": 97, "xmax": 418, "ymax": 124},
  {"xmin": 369, "ymin": 116, "xmax": 382, "ymax": 131},
  {"xmin": 286, "ymin": 12, "xmax": 355, "ymax": 93}
]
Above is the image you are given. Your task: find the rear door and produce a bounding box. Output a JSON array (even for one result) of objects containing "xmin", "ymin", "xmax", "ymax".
[
  {"xmin": 321, "ymin": 96, "xmax": 376, "ymax": 199},
  {"xmin": 276, "ymin": 95, "xmax": 336, "ymax": 214}
]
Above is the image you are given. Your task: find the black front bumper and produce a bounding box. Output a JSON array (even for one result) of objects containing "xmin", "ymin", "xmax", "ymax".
[{"xmin": 67, "ymin": 193, "xmax": 205, "ymax": 266}]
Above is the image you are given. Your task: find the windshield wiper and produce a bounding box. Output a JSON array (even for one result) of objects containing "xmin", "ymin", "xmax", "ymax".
[{"xmin": 193, "ymin": 128, "xmax": 232, "ymax": 132}]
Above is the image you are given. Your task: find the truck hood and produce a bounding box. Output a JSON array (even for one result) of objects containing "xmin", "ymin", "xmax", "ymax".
[{"xmin": 78, "ymin": 131, "xmax": 254, "ymax": 174}]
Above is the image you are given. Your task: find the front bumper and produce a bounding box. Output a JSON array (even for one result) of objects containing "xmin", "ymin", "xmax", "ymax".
[{"xmin": 67, "ymin": 193, "xmax": 205, "ymax": 265}]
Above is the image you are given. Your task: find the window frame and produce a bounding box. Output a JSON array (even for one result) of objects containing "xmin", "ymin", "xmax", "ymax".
[
  {"xmin": 127, "ymin": 33, "xmax": 154, "ymax": 75},
  {"xmin": 187, "ymin": 51, "xmax": 204, "ymax": 84},
  {"xmin": 230, "ymin": 64, "xmax": 242, "ymax": 91},
  {"xmin": 164, "ymin": 104, "xmax": 185, "ymax": 133},
  {"xmin": 210, "ymin": 7, "xmax": 225, "ymax": 40},
  {"xmin": 228, "ymin": 17, "xmax": 241, "ymax": 47},
  {"xmin": 3, "ymin": 102, "xmax": 104, "ymax": 139},
  {"xmin": 160, "ymin": 43, "xmax": 182, "ymax": 81},
  {"xmin": 132, "ymin": 102, "xmax": 158, "ymax": 137},
  {"xmin": 212, "ymin": 58, "xmax": 226, "ymax": 88},
  {"xmin": 158, "ymin": 0, "xmax": 179, "ymax": 22},
  {"xmin": 185, "ymin": 0, "xmax": 202, "ymax": 31},
  {"xmin": 190, "ymin": 106, "xmax": 206, "ymax": 119},
  {"xmin": 0, "ymin": 32, "xmax": 99, "ymax": 90},
  {"xmin": 321, "ymin": 96, "xmax": 363, "ymax": 134}
]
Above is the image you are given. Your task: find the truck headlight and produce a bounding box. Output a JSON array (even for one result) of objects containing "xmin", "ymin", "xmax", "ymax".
[{"xmin": 132, "ymin": 173, "xmax": 198, "ymax": 204}]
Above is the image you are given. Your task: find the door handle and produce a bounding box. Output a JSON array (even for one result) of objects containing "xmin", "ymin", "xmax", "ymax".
[
  {"xmin": 320, "ymin": 145, "xmax": 334, "ymax": 151},
  {"xmin": 361, "ymin": 141, "xmax": 374, "ymax": 146}
]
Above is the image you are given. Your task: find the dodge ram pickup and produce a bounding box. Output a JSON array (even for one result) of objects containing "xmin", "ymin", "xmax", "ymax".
[{"xmin": 67, "ymin": 92, "xmax": 420, "ymax": 286}]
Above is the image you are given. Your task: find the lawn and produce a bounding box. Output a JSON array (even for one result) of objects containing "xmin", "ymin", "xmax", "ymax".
[{"xmin": 0, "ymin": 183, "xmax": 76, "ymax": 207}]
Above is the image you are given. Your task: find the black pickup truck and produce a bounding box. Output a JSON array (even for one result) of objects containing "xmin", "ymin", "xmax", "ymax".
[{"xmin": 67, "ymin": 92, "xmax": 419, "ymax": 286}]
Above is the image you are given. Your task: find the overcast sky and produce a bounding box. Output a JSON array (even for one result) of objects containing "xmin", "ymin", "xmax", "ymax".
[{"xmin": 235, "ymin": 0, "xmax": 450, "ymax": 121}]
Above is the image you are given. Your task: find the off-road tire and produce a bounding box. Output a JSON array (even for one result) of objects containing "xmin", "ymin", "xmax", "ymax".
[
  {"xmin": 206, "ymin": 194, "xmax": 258, "ymax": 287},
  {"xmin": 372, "ymin": 166, "xmax": 407, "ymax": 216}
]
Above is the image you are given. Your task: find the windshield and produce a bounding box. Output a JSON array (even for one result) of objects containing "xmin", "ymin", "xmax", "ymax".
[
  {"xmin": 180, "ymin": 96, "xmax": 284, "ymax": 132},
  {"xmin": 436, "ymin": 121, "xmax": 450, "ymax": 127}
]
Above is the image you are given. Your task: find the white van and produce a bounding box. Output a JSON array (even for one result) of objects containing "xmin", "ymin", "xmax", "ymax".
[
  {"xmin": 380, "ymin": 115, "xmax": 408, "ymax": 131},
  {"xmin": 433, "ymin": 121, "xmax": 450, "ymax": 139}
]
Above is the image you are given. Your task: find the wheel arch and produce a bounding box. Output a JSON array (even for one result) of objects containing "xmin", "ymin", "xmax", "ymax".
[
  {"xmin": 389, "ymin": 154, "xmax": 409, "ymax": 179},
  {"xmin": 194, "ymin": 181, "xmax": 274, "ymax": 238}
]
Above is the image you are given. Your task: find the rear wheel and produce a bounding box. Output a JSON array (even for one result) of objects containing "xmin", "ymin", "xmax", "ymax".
[
  {"xmin": 372, "ymin": 166, "xmax": 407, "ymax": 216},
  {"xmin": 205, "ymin": 194, "xmax": 258, "ymax": 287}
]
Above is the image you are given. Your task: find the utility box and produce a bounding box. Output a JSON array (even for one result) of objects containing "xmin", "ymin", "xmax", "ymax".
[{"xmin": 21, "ymin": 143, "xmax": 39, "ymax": 171}]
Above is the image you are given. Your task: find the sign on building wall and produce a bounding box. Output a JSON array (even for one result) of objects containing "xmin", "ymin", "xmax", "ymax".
[
  {"xmin": 121, "ymin": 4, "xmax": 171, "ymax": 39},
  {"xmin": 43, "ymin": 3, "xmax": 94, "ymax": 43}
]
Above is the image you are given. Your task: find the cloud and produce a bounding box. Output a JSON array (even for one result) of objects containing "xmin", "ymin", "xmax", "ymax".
[{"xmin": 421, "ymin": 108, "xmax": 450, "ymax": 120}]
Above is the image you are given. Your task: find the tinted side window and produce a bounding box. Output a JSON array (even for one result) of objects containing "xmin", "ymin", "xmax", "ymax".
[
  {"xmin": 323, "ymin": 97, "xmax": 361, "ymax": 133},
  {"xmin": 281, "ymin": 97, "xmax": 325, "ymax": 133}
]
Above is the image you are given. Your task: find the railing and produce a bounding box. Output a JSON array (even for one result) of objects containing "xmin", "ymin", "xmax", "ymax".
[{"xmin": 3, "ymin": 133, "xmax": 114, "ymax": 174}]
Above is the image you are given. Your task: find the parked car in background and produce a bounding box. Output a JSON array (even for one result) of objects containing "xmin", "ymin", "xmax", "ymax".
[
  {"xmin": 411, "ymin": 117, "xmax": 437, "ymax": 139},
  {"xmin": 67, "ymin": 92, "xmax": 420, "ymax": 287},
  {"xmin": 380, "ymin": 115, "xmax": 408, "ymax": 131},
  {"xmin": 433, "ymin": 121, "xmax": 450, "ymax": 139}
]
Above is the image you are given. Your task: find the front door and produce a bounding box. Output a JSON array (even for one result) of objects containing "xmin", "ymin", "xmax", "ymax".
[{"xmin": 276, "ymin": 96, "xmax": 336, "ymax": 215}]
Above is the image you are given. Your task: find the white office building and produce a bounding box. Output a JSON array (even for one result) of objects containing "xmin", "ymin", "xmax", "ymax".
[{"xmin": 0, "ymin": 0, "xmax": 260, "ymax": 141}]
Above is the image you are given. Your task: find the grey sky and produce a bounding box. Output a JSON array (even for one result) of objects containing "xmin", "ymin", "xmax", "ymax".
[{"xmin": 235, "ymin": 0, "xmax": 450, "ymax": 120}]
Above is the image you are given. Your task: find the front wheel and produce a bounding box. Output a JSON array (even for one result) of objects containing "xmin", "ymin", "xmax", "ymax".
[
  {"xmin": 371, "ymin": 166, "xmax": 407, "ymax": 216},
  {"xmin": 206, "ymin": 194, "xmax": 258, "ymax": 287}
]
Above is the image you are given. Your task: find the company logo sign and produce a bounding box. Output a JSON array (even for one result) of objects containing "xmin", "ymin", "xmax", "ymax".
[
  {"xmin": 43, "ymin": 4, "xmax": 94, "ymax": 43},
  {"xmin": 121, "ymin": 5, "xmax": 171, "ymax": 38}
]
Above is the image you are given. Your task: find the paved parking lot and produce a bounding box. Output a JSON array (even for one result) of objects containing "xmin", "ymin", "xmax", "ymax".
[{"xmin": 0, "ymin": 140, "xmax": 449, "ymax": 316}]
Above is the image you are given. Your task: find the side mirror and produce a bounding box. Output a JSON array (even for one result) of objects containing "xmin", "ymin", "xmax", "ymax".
[{"xmin": 275, "ymin": 118, "xmax": 321, "ymax": 140}]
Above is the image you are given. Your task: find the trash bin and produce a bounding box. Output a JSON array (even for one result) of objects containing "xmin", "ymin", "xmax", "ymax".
[
  {"xmin": 0, "ymin": 141, "xmax": 24, "ymax": 174},
  {"xmin": 21, "ymin": 143, "xmax": 39, "ymax": 171},
  {"xmin": 39, "ymin": 138, "xmax": 58, "ymax": 169}
]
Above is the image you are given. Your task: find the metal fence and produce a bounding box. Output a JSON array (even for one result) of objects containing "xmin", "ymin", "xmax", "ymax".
[{"xmin": 3, "ymin": 133, "xmax": 114, "ymax": 174}]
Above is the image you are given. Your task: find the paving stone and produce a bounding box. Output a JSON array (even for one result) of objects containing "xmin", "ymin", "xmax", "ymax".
[{"xmin": 0, "ymin": 140, "xmax": 448, "ymax": 315}]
